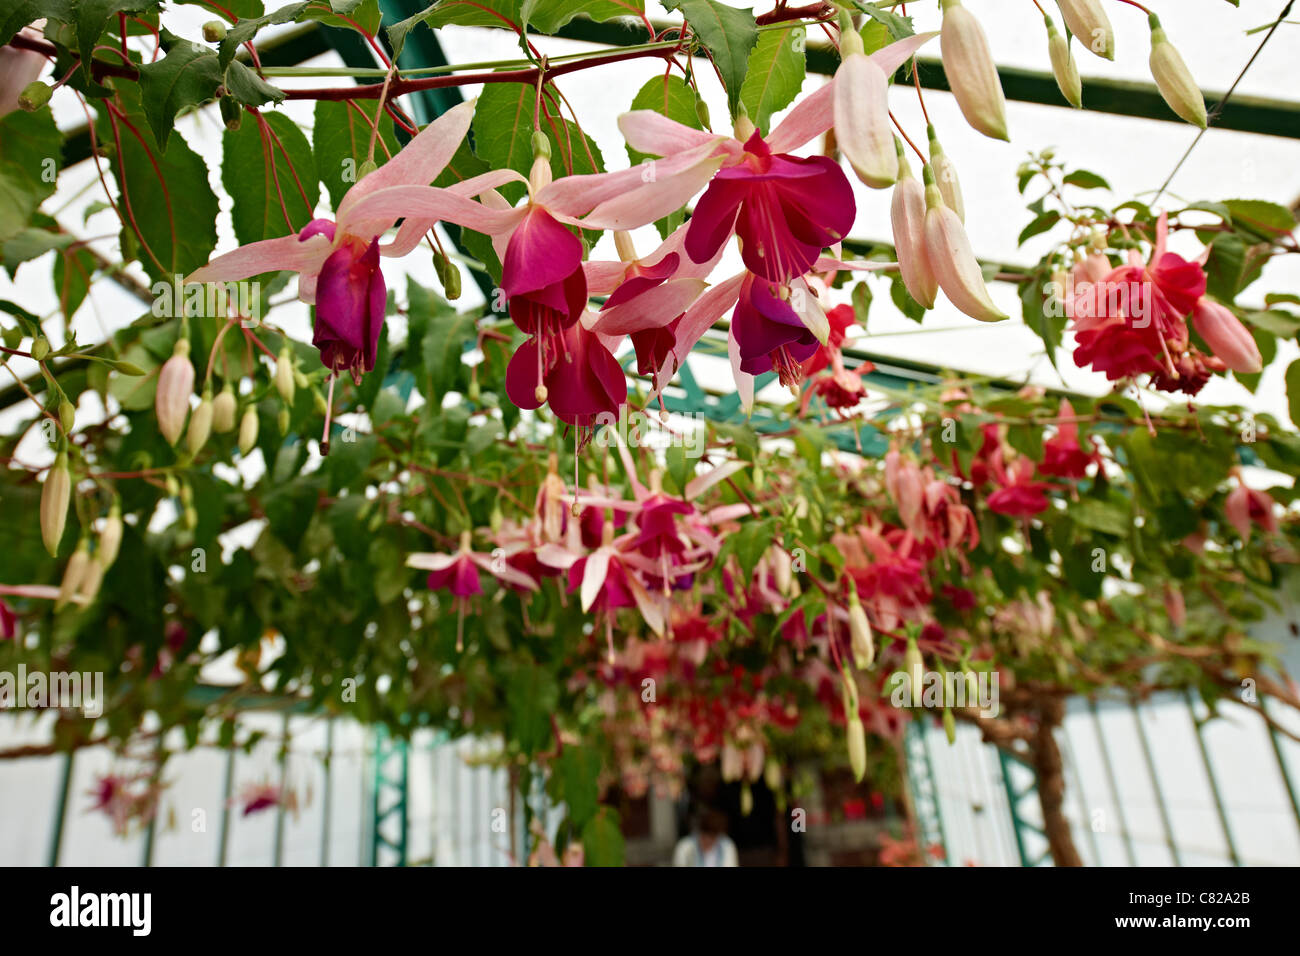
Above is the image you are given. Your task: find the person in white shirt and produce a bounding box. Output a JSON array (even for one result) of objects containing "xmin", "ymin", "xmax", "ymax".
[{"xmin": 672, "ymin": 809, "xmax": 738, "ymax": 867}]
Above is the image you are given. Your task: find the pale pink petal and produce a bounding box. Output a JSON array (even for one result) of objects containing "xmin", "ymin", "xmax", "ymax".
[
  {"xmin": 728, "ymin": 328, "xmax": 755, "ymax": 415},
  {"xmin": 870, "ymin": 31, "xmax": 939, "ymax": 75},
  {"xmin": 590, "ymin": 278, "xmax": 707, "ymax": 335},
  {"xmin": 469, "ymin": 551, "xmax": 538, "ymax": 591},
  {"xmin": 336, "ymin": 99, "xmax": 476, "ymax": 224},
  {"xmin": 345, "ymin": 185, "xmax": 525, "ymax": 252},
  {"xmin": 536, "ymin": 543, "xmax": 580, "ymax": 571},
  {"xmin": 617, "ymin": 110, "xmax": 722, "ymax": 157},
  {"xmin": 580, "ymin": 548, "xmax": 612, "ymax": 612},
  {"xmin": 186, "ymin": 234, "xmax": 332, "ymax": 285},
  {"xmin": 625, "ymin": 572, "xmax": 665, "ymax": 636},
  {"xmin": 406, "ymin": 552, "xmax": 459, "ymax": 572},
  {"xmin": 579, "ymin": 155, "xmax": 725, "ymax": 230},
  {"xmin": 670, "ymin": 271, "xmax": 745, "ymax": 369},
  {"xmin": 790, "ymin": 276, "xmax": 829, "ymax": 344},
  {"xmin": 703, "ymin": 503, "xmax": 753, "ymax": 525},
  {"xmin": 766, "ymin": 80, "xmax": 834, "ymax": 154},
  {"xmin": 584, "ymin": 260, "xmax": 629, "ymax": 296},
  {"xmin": 448, "ymin": 168, "xmax": 528, "ymax": 198},
  {"xmin": 684, "ymin": 460, "xmax": 746, "ymax": 500},
  {"xmin": 538, "ymin": 142, "xmax": 723, "ymax": 220}
]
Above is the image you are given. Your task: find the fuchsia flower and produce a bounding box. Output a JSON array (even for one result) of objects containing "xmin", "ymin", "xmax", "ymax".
[
  {"xmin": 237, "ymin": 782, "xmax": 282, "ymax": 816},
  {"xmin": 1225, "ymin": 476, "xmax": 1279, "ymax": 542},
  {"xmin": 987, "ymin": 458, "xmax": 1053, "ymax": 517},
  {"xmin": 0, "ymin": 599, "xmax": 14, "ymax": 640},
  {"xmin": 1038, "ymin": 399, "xmax": 1099, "ymax": 480},
  {"xmin": 408, "ymin": 531, "xmax": 539, "ymax": 650},
  {"xmin": 1069, "ymin": 213, "xmax": 1211, "ymax": 393},
  {"xmin": 188, "ymin": 101, "xmax": 512, "ymax": 385}
]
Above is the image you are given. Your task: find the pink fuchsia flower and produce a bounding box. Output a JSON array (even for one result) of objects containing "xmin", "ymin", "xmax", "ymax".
[
  {"xmin": 237, "ymin": 782, "xmax": 282, "ymax": 817},
  {"xmin": 506, "ymin": 316, "xmax": 628, "ymax": 427},
  {"xmin": 1225, "ymin": 478, "xmax": 1279, "ymax": 542},
  {"xmin": 619, "ymin": 33, "xmax": 935, "ymax": 286},
  {"xmin": 0, "ymin": 599, "xmax": 15, "ymax": 639},
  {"xmin": 986, "ymin": 458, "xmax": 1053, "ymax": 518},
  {"xmin": 1070, "ymin": 213, "xmax": 1207, "ymax": 388},
  {"xmin": 187, "ymin": 100, "xmax": 512, "ymax": 384},
  {"xmin": 437, "ymin": 139, "xmax": 724, "ymax": 422},
  {"xmin": 408, "ymin": 531, "xmax": 539, "ymax": 650},
  {"xmin": 1038, "ymin": 399, "xmax": 1099, "ymax": 480}
]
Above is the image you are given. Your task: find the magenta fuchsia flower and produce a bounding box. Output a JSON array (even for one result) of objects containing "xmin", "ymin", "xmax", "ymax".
[
  {"xmin": 408, "ymin": 531, "xmax": 539, "ymax": 651},
  {"xmin": 0, "ymin": 598, "xmax": 15, "ymax": 639},
  {"xmin": 1225, "ymin": 476, "xmax": 1279, "ymax": 542},
  {"xmin": 987, "ymin": 458, "xmax": 1054, "ymax": 518},
  {"xmin": 440, "ymin": 142, "xmax": 724, "ymax": 425},
  {"xmin": 188, "ymin": 100, "xmax": 517, "ymax": 384},
  {"xmin": 237, "ymin": 782, "xmax": 282, "ymax": 817}
]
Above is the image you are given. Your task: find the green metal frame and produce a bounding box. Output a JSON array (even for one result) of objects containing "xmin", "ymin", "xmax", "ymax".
[{"xmin": 369, "ymin": 725, "xmax": 409, "ymax": 866}]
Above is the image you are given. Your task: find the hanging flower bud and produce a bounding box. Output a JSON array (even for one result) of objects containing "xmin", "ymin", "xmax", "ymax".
[
  {"xmin": 57, "ymin": 541, "xmax": 90, "ymax": 610},
  {"xmin": 202, "ymin": 20, "xmax": 227, "ymax": 42},
  {"xmin": 155, "ymin": 339, "xmax": 194, "ymax": 445},
  {"xmin": 740, "ymin": 782, "xmax": 754, "ymax": 817},
  {"xmin": 905, "ymin": 637, "xmax": 926, "ymax": 704},
  {"xmin": 943, "ymin": 707, "xmax": 957, "ymax": 744},
  {"xmin": 834, "ymin": 27, "xmax": 898, "ymax": 189},
  {"xmin": 41, "ymin": 452, "xmax": 71, "ymax": 556},
  {"xmin": 212, "ymin": 386, "xmax": 237, "ymax": 433},
  {"xmin": 923, "ymin": 167, "xmax": 1007, "ymax": 322},
  {"xmin": 98, "ymin": 505, "xmax": 123, "ymax": 568},
  {"xmin": 847, "ymin": 714, "xmax": 867, "ymax": 782},
  {"xmin": 219, "ymin": 96, "xmax": 242, "ymax": 131},
  {"xmin": 847, "ymin": 585, "xmax": 875, "ymax": 669},
  {"xmin": 939, "ymin": 0, "xmax": 1009, "ymax": 141},
  {"xmin": 1058, "ymin": 0, "xmax": 1114, "ymax": 60},
  {"xmin": 277, "ymin": 407, "xmax": 291, "ymax": 435},
  {"xmin": 1045, "ymin": 16, "xmax": 1082, "ymax": 108},
  {"xmin": 275, "ymin": 347, "xmax": 296, "ymax": 404},
  {"xmin": 238, "ymin": 406, "xmax": 259, "ymax": 455},
  {"xmin": 891, "ymin": 143, "xmax": 938, "ymax": 309},
  {"xmin": 78, "ymin": 557, "xmax": 106, "ymax": 605},
  {"xmin": 764, "ymin": 758, "xmax": 782, "ymax": 792},
  {"xmin": 1164, "ymin": 583, "xmax": 1186, "ymax": 632},
  {"xmin": 927, "ymin": 126, "xmax": 964, "ymax": 222},
  {"xmin": 187, "ymin": 391, "xmax": 214, "ymax": 456},
  {"xmin": 58, "ymin": 398, "xmax": 75, "ymax": 433},
  {"xmin": 1192, "ymin": 299, "xmax": 1261, "ymax": 374},
  {"xmin": 1148, "ymin": 15, "xmax": 1207, "ymax": 129}
]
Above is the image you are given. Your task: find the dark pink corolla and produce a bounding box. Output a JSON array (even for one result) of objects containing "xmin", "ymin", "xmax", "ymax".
[
  {"xmin": 506, "ymin": 321, "xmax": 627, "ymax": 427},
  {"xmin": 408, "ymin": 533, "xmax": 538, "ymax": 650},
  {"xmin": 686, "ymin": 130, "xmax": 855, "ymax": 285},
  {"xmin": 987, "ymin": 460, "xmax": 1053, "ymax": 517},
  {"xmin": 0, "ymin": 599, "xmax": 14, "ymax": 640},
  {"xmin": 732, "ymin": 272, "xmax": 821, "ymax": 386},
  {"xmin": 300, "ymin": 219, "xmax": 387, "ymax": 384}
]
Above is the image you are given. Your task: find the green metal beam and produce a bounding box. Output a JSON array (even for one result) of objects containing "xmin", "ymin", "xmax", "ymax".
[{"xmin": 1129, "ymin": 700, "xmax": 1182, "ymax": 866}]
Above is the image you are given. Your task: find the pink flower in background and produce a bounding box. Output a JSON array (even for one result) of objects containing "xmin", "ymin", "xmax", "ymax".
[
  {"xmin": 0, "ymin": 599, "xmax": 15, "ymax": 639},
  {"xmin": 409, "ymin": 532, "xmax": 539, "ymax": 650},
  {"xmin": 987, "ymin": 458, "xmax": 1053, "ymax": 518},
  {"xmin": 237, "ymin": 782, "xmax": 282, "ymax": 816},
  {"xmin": 1225, "ymin": 480, "xmax": 1278, "ymax": 542},
  {"xmin": 1038, "ymin": 399, "xmax": 1099, "ymax": 480}
]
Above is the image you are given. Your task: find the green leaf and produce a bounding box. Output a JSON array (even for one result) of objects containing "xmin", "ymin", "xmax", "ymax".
[
  {"xmin": 890, "ymin": 273, "xmax": 925, "ymax": 322},
  {"xmin": 851, "ymin": 0, "xmax": 914, "ymax": 40},
  {"xmin": 1245, "ymin": 309, "xmax": 1300, "ymax": 338},
  {"xmin": 222, "ymin": 111, "xmax": 319, "ymax": 245},
  {"xmin": 0, "ymin": 108, "xmax": 61, "ymax": 243},
  {"xmin": 74, "ymin": 0, "xmax": 160, "ymax": 87},
  {"xmin": 553, "ymin": 745, "xmax": 600, "ymax": 829},
  {"xmin": 1286, "ymin": 359, "xmax": 1300, "ymax": 429},
  {"xmin": 137, "ymin": 32, "xmax": 224, "ymax": 151},
  {"xmin": 739, "ymin": 26, "xmax": 805, "ymax": 134},
  {"xmin": 1223, "ymin": 198, "xmax": 1296, "ymax": 243},
  {"xmin": 52, "ymin": 244, "xmax": 96, "ymax": 319},
  {"xmin": 1020, "ymin": 268, "xmax": 1064, "ymax": 369},
  {"xmin": 1203, "ymin": 232, "xmax": 1247, "ymax": 302},
  {"xmin": 625, "ymin": 74, "xmax": 703, "ymax": 166},
  {"xmin": 1, "ymin": 2, "xmax": 75, "ymax": 48},
  {"xmin": 97, "ymin": 91, "xmax": 218, "ymax": 284},
  {"xmin": 223, "ymin": 60, "xmax": 287, "ymax": 110},
  {"xmin": 389, "ymin": 0, "xmax": 640, "ymax": 54},
  {"xmin": 663, "ymin": 0, "xmax": 758, "ymax": 118},
  {"xmin": 302, "ymin": 0, "xmax": 382, "ymax": 34},
  {"xmin": 220, "ymin": 1, "xmax": 308, "ymax": 69},
  {"xmin": 471, "ymin": 84, "xmax": 603, "ymax": 205},
  {"xmin": 313, "ymin": 99, "xmax": 399, "ymax": 210},
  {"xmin": 581, "ymin": 807, "xmax": 625, "ymax": 867},
  {"xmin": 1018, "ymin": 209, "xmax": 1060, "ymax": 246},
  {"xmin": 1061, "ymin": 169, "xmax": 1109, "ymax": 190}
]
